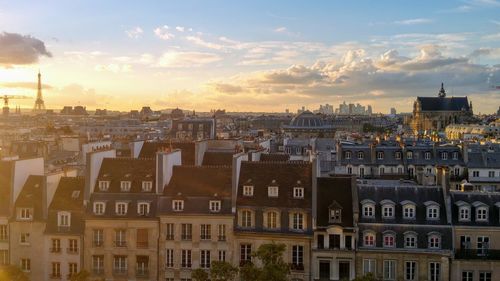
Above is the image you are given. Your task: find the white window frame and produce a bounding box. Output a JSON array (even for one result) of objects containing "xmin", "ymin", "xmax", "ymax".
[
  {"xmin": 137, "ymin": 202, "xmax": 150, "ymax": 216},
  {"xmin": 428, "ymin": 234, "xmax": 441, "ymax": 249},
  {"xmin": 428, "ymin": 262, "xmax": 440, "ymax": 281},
  {"xmin": 57, "ymin": 211, "xmax": 71, "ymax": 227},
  {"xmin": 476, "ymin": 206, "xmax": 488, "ymax": 222},
  {"xmin": 426, "ymin": 205, "xmax": 440, "ymax": 220},
  {"xmin": 383, "ymin": 260, "xmax": 396, "ymax": 280},
  {"xmin": 115, "ymin": 202, "xmax": 128, "ymax": 215},
  {"xmin": 362, "ymin": 204, "xmax": 375, "ymax": 218},
  {"xmin": 459, "ymin": 206, "xmax": 470, "ymax": 221},
  {"xmin": 345, "ymin": 151, "xmax": 351, "ymax": 159},
  {"xmin": 268, "ymin": 186, "xmax": 279, "ymax": 197},
  {"xmin": 209, "ymin": 200, "xmax": 221, "ymax": 212},
  {"xmin": 93, "ymin": 202, "xmax": 106, "ymax": 215},
  {"xmin": 404, "ymin": 233, "xmax": 417, "ymax": 248},
  {"xmin": 172, "ymin": 200, "xmax": 184, "ymax": 211},
  {"xmin": 141, "ymin": 181, "xmax": 153, "ymax": 192},
  {"xmin": 383, "ymin": 233, "xmax": 396, "ymax": 248},
  {"xmin": 405, "ymin": 261, "xmax": 417, "ymax": 281},
  {"xmin": 382, "ymin": 204, "xmax": 395, "ymax": 219},
  {"xmin": 293, "ymin": 187, "xmax": 304, "ymax": 199},
  {"xmin": 120, "ymin": 181, "xmax": 131, "ymax": 192},
  {"xmin": 363, "ymin": 259, "xmax": 376, "ymax": 275},
  {"xmin": 19, "ymin": 208, "xmax": 32, "ymax": 220},
  {"xmin": 98, "ymin": 181, "xmax": 110, "ymax": 191},
  {"xmin": 243, "ymin": 185, "xmax": 254, "ymax": 197},
  {"xmin": 403, "ymin": 204, "xmax": 416, "ymax": 219},
  {"xmin": 363, "ymin": 232, "xmax": 375, "ymax": 247}
]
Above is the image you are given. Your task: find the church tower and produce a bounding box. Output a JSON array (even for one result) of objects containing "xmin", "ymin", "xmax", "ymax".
[
  {"xmin": 33, "ymin": 71, "xmax": 46, "ymax": 112},
  {"xmin": 438, "ymin": 82, "xmax": 446, "ymax": 98}
]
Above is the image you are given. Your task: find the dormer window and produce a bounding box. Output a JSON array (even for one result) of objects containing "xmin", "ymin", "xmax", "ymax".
[
  {"xmin": 383, "ymin": 232, "xmax": 395, "ymax": 248},
  {"xmin": 452, "ymin": 152, "xmax": 458, "ymax": 160},
  {"xmin": 268, "ymin": 186, "xmax": 279, "ymax": 197},
  {"xmin": 401, "ymin": 201, "xmax": 416, "ymax": 219},
  {"xmin": 428, "ymin": 233, "xmax": 441, "ymax": 249},
  {"xmin": 459, "ymin": 206, "xmax": 470, "ymax": 221},
  {"xmin": 115, "ymin": 202, "xmax": 128, "ymax": 215},
  {"xmin": 243, "ymin": 186, "xmax": 254, "ymax": 197},
  {"xmin": 57, "ymin": 212, "xmax": 71, "ymax": 227},
  {"xmin": 425, "ymin": 152, "xmax": 431, "ymax": 160},
  {"xmin": 363, "ymin": 231, "xmax": 375, "ymax": 247},
  {"xmin": 361, "ymin": 200, "xmax": 375, "ymax": 218},
  {"xmin": 345, "ymin": 151, "xmax": 352, "ymax": 159},
  {"xmin": 93, "ymin": 202, "xmax": 106, "ymax": 215},
  {"xmin": 357, "ymin": 151, "xmax": 364, "ymax": 159},
  {"xmin": 407, "ymin": 151, "xmax": 413, "ymax": 160},
  {"xmin": 381, "ymin": 200, "xmax": 395, "ymax": 219},
  {"xmin": 404, "ymin": 232, "xmax": 417, "ymax": 248},
  {"xmin": 71, "ymin": 190, "xmax": 80, "ymax": 199},
  {"xmin": 329, "ymin": 208, "xmax": 342, "ymax": 223},
  {"xmin": 172, "ymin": 200, "xmax": 184, "ymax": 211},
  {"xmin": 425, "ymin": 202, "xmax": 440, "ymax": 220},
  {"xmin": 98, "ymin": 181, "xmax": 109, "ymax": 191},
  {"xmin": 395, "ymin": 151, "xmax": 402, "ymax": 160},
  {"xmin": 142, "ymin": 181, "xmax": 153, "ymax": 192},
  {"xmin": 293, "ymin": 187, "xmax": 304, "ymax": 199},
  {"xmin": 476, "ymin": 206, "xmax": 488, "ymax": 222},
  {"xmin": 137, "ymin": 202, "xmax": 150, "ymax": 216},
  {"xmin": 209, "ymin": 200, "xmax": 221, "ymax": 212},
  {"xmin": 19, "ymin": 208, "xmax": 32, "ymax": 220},
  {"xmin": 120, "ymin": 181, "xmax": 131, "ymax": 192},
  {"xmin": 377, "ymin": 151, "xmax": 384, "ymax": 160},
  {"xmin": 441, "ymin": 152, "xmax": 448, "ymax": 160}
]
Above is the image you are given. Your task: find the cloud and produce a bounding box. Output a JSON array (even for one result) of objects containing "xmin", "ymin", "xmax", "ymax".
[
  {"xmin": 393, "ymin": 18, "xmax": 433, "ymax": 25},
  {"xmin": 0, "ymin": 32, "xmax": 52, "ymax": 67},
  {"xmin": 46, "ymin": 84, "xmax": 114, "ymax": 108},
  {"xmin": 125, "ymin": 27, "xmax": 143, "ymax": 39},
  {"xmin": 156, "ymin": 51, "xmax": 221, "ymax": 67},
  {"xmin": 274, "ymin": 27, "xmax": 287, "ymax": 33},
  {"xmin": 0, "ymin": 81, "xmax": 53, "ymax": 90},
  {"xmin": 482, "ymin": 33, "xmax": 500, "ymax": 41},
  {"xmin": 94, "ymin": 63, "xmax": 132, "ymax": 73},
  {"xmin": 186, "ymin": 36, "xmax": 225, "ymax": 50},
  {"xmin": 154, "ymin": 25, "xmax": 175, "ymax": 40},
  {"xmin": 176, "ymin": 26, "xmax": 185, "ymax": 32},
  {"xmin": 207, "ymin": 82, "xmax": 243, "ymax": 94}
]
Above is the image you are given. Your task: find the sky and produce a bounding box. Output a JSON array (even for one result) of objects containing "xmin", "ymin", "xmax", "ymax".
[{"xmin": 0, "ymin": 0, "xmax": 500, "ymax": 113}]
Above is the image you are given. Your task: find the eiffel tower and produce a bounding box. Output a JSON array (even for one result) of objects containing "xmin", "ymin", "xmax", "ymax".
[{"xmin": 33, "ymin": 71, "xmax": 46, "ymax": 113}]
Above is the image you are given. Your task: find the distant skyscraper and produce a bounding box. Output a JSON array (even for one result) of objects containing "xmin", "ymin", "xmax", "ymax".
[{"xmin": 33, "ymin": 71, "xmax": 46, "ymax": 112}]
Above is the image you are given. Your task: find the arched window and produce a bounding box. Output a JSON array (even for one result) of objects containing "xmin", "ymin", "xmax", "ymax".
[
  {"xmin": 404, "ymin": 232, "xmax": 417, "ymax": 248},
  {"xmin": 265, "ymin": 211, "xmax": 279, "ymax": 229},
  {"xmin": 383, "ymin": 232, "xmax": 396, "ymax": 248},
  {"xmin": 428, "ymin": 233, "xmax": 441, "ymax": 249},
  {"xmin": 364, "ymin": 232, "xmax": 376, "ymax": 247}
]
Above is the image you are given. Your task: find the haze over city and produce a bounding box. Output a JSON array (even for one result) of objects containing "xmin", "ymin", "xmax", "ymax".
[{"xmin": 1, "ymin": 0, "xmax": 500, "ymax": 113}]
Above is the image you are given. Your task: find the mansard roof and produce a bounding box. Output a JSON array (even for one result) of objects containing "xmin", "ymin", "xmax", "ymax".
[
  {"xmin": 164, "ymin": 165, "xmax": 232, "ymax": 197},
  {"xmin": 450, "ymin": 191, "xmax": 500, "ymax": 227},
  {"xmin": 138, "ymin": 141, "xmax": 196, "ymax": 165},
  {"xmin": 0, "ymin": 161, "xmax": 13, "ymax": 216},
  {"xmin": 94, "ymin": 158, "xmax": 155, "ymax": 193},
  {"xmin": 202, "ymin": 151, "xmax": 235, "ymax": 166},
  {"xmin": 13, "ymin": 175, "xmax": 45, "ymax": 221},
  {"xmin": 316, "ymin": 176, "xmax": 356, "ymax": 228},
  {"xmin": 416, "ymin": 96, "xmax": 470, "ymax": 112},
  {"xmin": 49, "ymin": 177, "xmax": 85, "ymax": 211}
]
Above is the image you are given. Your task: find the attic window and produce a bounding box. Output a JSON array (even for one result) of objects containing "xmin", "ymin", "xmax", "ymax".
[
  {"xmin": 172, "ymin": 200, "xmax": 184, "ymax": 212},
  {"xmin": 19, "ymin": 208, "xmax": 32, "ymax": 220},
  {"xmin": 71, "ymin": 191, "xmax": 80, "ymax": 199},
  {"xmin": 98, "ymin": 181, "xmax": 110, "ymax": 191},
  {"xmin": 209, "ymin": 200, "xmax": 221, "ymax": 212},
  {"xmin": 142, "ymin": 181, "xmax": 153, "ymax": 192},
  {"xmin": 329, "ymin": 208, "xmax": 342, "ymax": 223},
  {"xmin": 268, "ymin": 186, "xmax": 279, "ymax": 197},
  {"xmin": 243, "ymin": 186, "xmax": 254, "ymax": 197},
  {"xmin": 120, "ymin": 181, "xmax": 131, "ymax": 192},
  {"xmin": 293, "ymin": 187, "xmax": 304, "ymax": 199}
]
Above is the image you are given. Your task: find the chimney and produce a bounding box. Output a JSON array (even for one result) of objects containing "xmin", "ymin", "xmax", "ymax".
[
  {"xmin": 462, "ymin": 142, "xmax": 469, "ymax": 164},
  {"xmin": 336, "ymin": 141, "xmax": 342, "ymax": 162},
  {"xmin": 129, "ymin": 140, "xmax": 144, "ymax": 158},
  {"xmin": 156, "ymin": 149, "xmax": 182, "ymax": 194},
  {"xmin": 370, "ymin": 143, "xmax": 376, "ymax": 164},
  {"xmin": 231, "ymin": 153, "xmax": 246, "ymax": 214},
  {"xmin": 85, "ymin": 149, "xmax": 116, "ymax": 202}
]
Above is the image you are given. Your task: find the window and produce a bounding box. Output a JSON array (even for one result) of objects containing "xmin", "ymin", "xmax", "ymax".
[
  {"xmin": 462, "ymin": 271, "xmax": 473, "ymax": 281},
  {"xmin": 0, "ymin": 225, "xmax": 8, "ymax": 241},
  {"xmin": 425, "ymin": 152, "xmax": 431, "ymax": 160},
  {"xmin": 293, "ymin": 187, "xmax": 304, "ymax": 199},
  {"xmin": 181, "ymin": 224, "xmax": 192, "ymax": 240},
  {"xmin": 442, "ymin": 152, "xmax": 448, "ymax": 160},
  {"xmin": 329, "ymin": 208, "xmax": 342, "ymax": 223},
  {"xmin": 347, "ymin": 166, "xmax": 353, "ymax": 174},
  {"xmin": 398, "ymin": 167, "xmax": 403, "ymax": 174},
  {"xmin": 292, "ymin": 212, "xmax": 304, "ymax": 231},
  {"xmin": 98, "ymin": 181, "xmax": 109, "ymax": 191},
  {"xmin": 165, "ymin": 223, "xmax": 174, "ymax": 240},
  {"xmin": 115, "ymin": 202, "xmax": 128, "ymax": 215},
  {"xmin": 142, "ymin": 181, "xmax": 152, "ymax": 192},
  {"xmin": 0, "ymin": 250, "xmax": 7, "ymax": 265},
  {"xmin": 243, "ymin": 186, "xmax": 254, "ymax": 196},
  {"xmin": 405, "ymin": 233, "xmax": 417, "ymax": 248},
  {"xmin": 292, "ymin": 245, "xmax": 304, "ymax": 269},
  {"xmin": 20, "ymin": 233, "xmax": 30, "ymax": 244},
  {"xmin": 68, "ymin": 263, "xmax": 78, "ymax": 277},
  {"xmin": 120, "ymin": 181, "xmax": 131, "ymax": 192},
  {"xmin": 200, "ymin": 250, "xmax": 211, "ymax": 269},
  {"xmin": 218, "ymin": 250, "xmax": 226, "ymax": 262},
  {"xmin": 405, "ymin": 261, "xmax": 416, "ymax": 281},
  {"xmin": 429, "ymin": 262, "xmax": 440, "ymax": 281},
  {"xmin": 403, "ymin": 204, "xmax": 415, "ymax": 219},
  {"xmin": 268, "ymin": 186, "xmax": 279, "ymax": 197},
  {"xmin": 377, "ymin": 151, "xmax": 384, "ymax": 160},
  {"xmin": 382, "ymin": 204, "xmax": 395, "ymax": 219},
  {"xmin": 19, "ymin": 208, "xmax": 32, "ymax": 220},
  {"xmin": 428, "ymin": 234, "xmax": 441, "ymax": 249},
  {"xmin": 317, "ymin": 234, "xmax": 324, "ymax": 249},
  {"xmin": 426, "ymin": 167, "xmax": 432, "ymax": 174},
  {"xmin": 383, "ymin": 260, "xmax": 396, "ymax": 280},
  {"xmin": 489, "ymin": 171, "xmax": 495, "ymax": 178},
  {"xmin": 240, "ymin": 244, "xmax": 252, "ymax": 264},
  {"xmin": 68, "ymin": 239, "xmax": 78, "ymax": 253},
  {"xmin": 426, "ymin": 205, "xmax": 440, "ymax": 220},
  {"xmin": 181, "ymin": 250, "xmax": 192, "ymax": 268},
  {"xmin": 379, "ymin": 167, "xmax": 385, "ymax": 175},
  {"xmin": 209, "ymin": 200, "xmax": 221, "ymax": 212},
  {"xmin": 172, "ymin": 200, "xmax": 184, "ymax": 211},
  {"xmin": 395, "ymin": 151, "xmax": 402, "ymax": 160},
  {"xmin": 266, "ymin": 211, "xmax": 278, "ymax": 229},
  {"xmin": 93, "ymin": 202, "xmax": 105, "ymax": 215},
  {"xmin": 358, "ymin": 151, "xmax": 364, "ymax": 159},
  {"xmin": 113, "ymin": 256, "xmax": 127, "ymax": 274},
  {"xmin": 21, "ymin": 258, "xmax": 31, "ymax": 272},
  {"xmin": 345, "ymin": 151, "xmax": 352, "ymax": 159},
  {"xmin": 459, "ymin": 206, "xmax": 470, "ymax": 221},
  {"xmin": 476, "ymin": 207, "xmax": 488, "ymax": 221},
  {"xmin": 136, "ymin": 229, "xmax": 148, "ymax": 248},
  {"xmin": 137, "ymin": 202, "xmax": 150, "ymax": 216},
  {"xmin": 115, "ymin": 229, "xmax": 126, "ymax": 247},
  {"xmin": 460, "ymin": 235, "xmax": 471, "ymax": 249},
  {"xmin": 218, "ymin": 224, "xmax": 226, "ymax": 241},
  {"xmin": 51, "ymin": 262, "xmax": 61, "ymax": 278},
  {"xmin": 472, "ymin": 171, "xmax": 479, "ymax": 177},
  {"xmin": 93, "ymin": 229, "xmax": 103, "ymax": 247},
  {"xmin": 364, "ymin": 232, "xmax": 375, "ymax": 247},
  {"xmin": 329, "ymin": 234, "xmax": 340, "ymax": 249},
  {"xmin": 362, "ymin": 203, "xmax": 375, "ymax": 218},
  {"xmin": 384, "ymin": 233, "xmax": 395, "ymax": 248},
  {"xmin": 363, "ymin": 259, "xmax": 376, "ymax": 275},
  {"xmin": 57, "ymin": 212, "xmax": 70, "ymax": 227},
  {"xmin": 240, "ymin": 210, "xmax": 253, "ymax": 228},
  {"xmin": 92, "ymin": 255, "xmax": 104, "ymax": 274},
  {"xmin": 454, "ymin": 168, "xmax": 460, "ymax": 176},
  {"xmin": 477, "ymin": 236, "xmax": 490, "ymax": 255},
  {"xmin": 479, "ymin": 272, "xmax": 492, "ymax": 281},
  {"xmin": 201, "ymin": 224, "xmax": 211, "ymax": 240},
  {"xmin": 407, "ymin": 151, "xmax": 413, "ymax": 159},
  {"xmin": 453, "ymin": 152, "xmax": 459, "ymax": 160},
  {"xmin": 165, "ymin": 249, "xmax": 174, "ymax": 268},
  {"xmin": 51, "ymin": 238, "xmax": 61, "ymax": 252}
]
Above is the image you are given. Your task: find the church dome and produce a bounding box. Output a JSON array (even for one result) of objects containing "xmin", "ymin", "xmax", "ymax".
[{"xmin": 289, "ymin": 110, "xmax": 325, "ymax": 127}]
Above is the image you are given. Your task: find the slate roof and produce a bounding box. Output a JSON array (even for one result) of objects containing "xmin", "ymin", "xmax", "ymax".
[
  {"xmin": 202, "ymin": 151, "xmax": 234, "ymax": 166},
  {"xmin": 138, "ymin": 141, "xmax": 196, "ymax": 165},
  {"xmin": 46, "ymin": 177, "xmax": 85, "ymax": 235},
  {"xmin": 94, "ymin": 158, "xmax": 155, "ymax": 193},
  {"xmin": 13, "ymin": 175, "xmax": 45, "ymax": 221},
  {"xmin": 260, "ymin": 153, "xmax": 290, "ymax": 162},
  {"xmin": 0, "ymin": 161, "xmax": 13, "ymax": 216},
  {"xmin": 86, "ymin": 193, "xmax": 159, "ymax": 219},
  {"xmin": 450, "ymin": 191, "xmax": 500, "ymax": 227},
  {"xmin": 417, "ymin": 96, "xmax": 470, "ymax": 112},
  {"xmin": 316, "ymin": 176, "xmax": 356, "ymax": 228}
]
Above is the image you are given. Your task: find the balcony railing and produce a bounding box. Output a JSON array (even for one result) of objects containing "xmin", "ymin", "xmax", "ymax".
[
  {"xmin": 67, "ymin": 248, "xmax": 79, "ymax": 254},
  {"xmin": 455, "ymin": 249, "xmax": 500, "ymax": 260},
  {"xmin": 136, "ymin": 268, "xmax": 149, "ymax": 278},
  {"xmin": 113, "ymin": 268, "xmax": 128, "ymax": 275},
  {"xmin": 49, "ymin": 247, "xmax": 61, "ymax": 253},
  {"xmin": 114, "ymin": 241, "xmax": 127, "ymax": 247},
  {"xmin": 93, "ymin": 241, "xmax": 103, "ymax": 247},
  {"xmin": 165, "ymin": 234, "xmax": 174, "ymax": 240}
]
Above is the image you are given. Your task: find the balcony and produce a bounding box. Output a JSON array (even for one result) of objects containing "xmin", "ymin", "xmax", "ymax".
[
  {"xmin": 136, "ymin": 241, "xmax": 148, "ymax": 248},
  {"xmin": 455, "ymin": 249, "xmax": 500, "ymax": 260},
  {"xmin": 67, "ymin": 248, "xmax": 79, "ymax": 254},
  {"xmin": 218, "ymin": 236, "xmax": 226, "ymax": 241},
  {"xmin": 114, "ymin": 241, "xmax": 127, "ymax": 248},
  {"xmin": 290, "ymin": 263, "xmax": 304, "ymax": 271},
  {"xmin": 113, "ymin": 268, "xmax": 128, "ymax": 275},
  {"xmin": 49, "ymin": 247, "xmax": 61, "ymax": 253},
  {"xmin": 93, "ymin": 241, "xmax": 103, "ymax": 247},
  {"xmin": 136, "ymin": 268, "xmax": 149, "ymax": 278}
]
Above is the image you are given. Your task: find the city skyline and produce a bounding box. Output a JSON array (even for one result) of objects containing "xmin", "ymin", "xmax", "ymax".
[{"xmin": 1, "ymin": 0, "xmax": 500, "ymax": 113}]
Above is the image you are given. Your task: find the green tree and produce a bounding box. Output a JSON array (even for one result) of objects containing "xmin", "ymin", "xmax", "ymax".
[
  {"xmin": 192, "ymin": 268, "xmax": 209, "ymax": 281},
  {"xmin": 0, "ymin": 265, "xmax": 30, "ymax": 281},
  {"xmin": 69, "ymin": 270, "xmax": 90, "ymax": 281},
  {"xmin": 240, "ymin": 242, "xmax": 290, "ymax": 281},
  {"xmin": 210, "ymin": 261, "xmax": 239, "ymax": 281}
]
